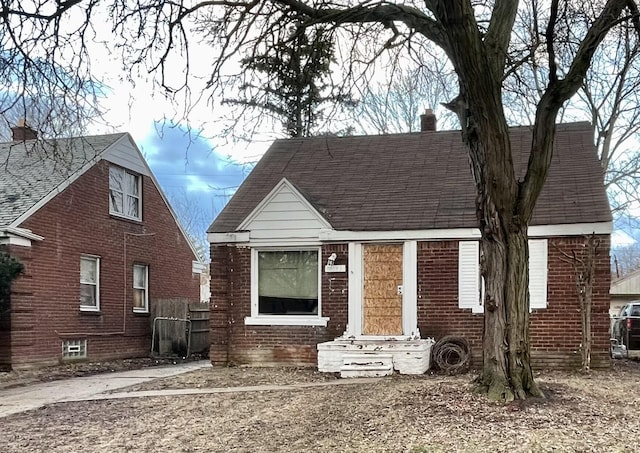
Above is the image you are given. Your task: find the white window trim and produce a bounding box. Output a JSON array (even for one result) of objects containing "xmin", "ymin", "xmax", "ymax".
[
  {"xmin": 80, "ymin": 255, "xmax": 100, "ymax": 312},
  {"xmin": 109, "ymin": 165, "xmax": 142, "ymax": 221},
  {"xmin": 458, "ymin": 239, "xmax": 548, "ymax": 314},
  {"xmin": 133, "ymin": 264, "xmax": 149, "ymax": 313},
  {"xmin": 245, "ymin": 247, "xmax": 328, "ymax": 327}
]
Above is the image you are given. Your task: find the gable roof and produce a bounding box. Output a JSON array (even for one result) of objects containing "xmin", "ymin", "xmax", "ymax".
[
  {"xmin": 209, "ymin": 122, "xmax": 611, "ymax": 234},
  {"xmin": 238, "ymin": 177, "xmax": 332, "ymax": 231},
  {"xmin": 0, "ymin": 133, "xmax": 127, "ymax": 227},
  {"xmin": 0, "ymin": 132, "xmax": 202, "ymax": 261}
]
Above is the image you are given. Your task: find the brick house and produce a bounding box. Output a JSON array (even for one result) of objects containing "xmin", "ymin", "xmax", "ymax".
[
  {"xmin": 207, "ymin": 116, "xmax": 612, "ymax": 373},
  {"xmin": 0, "ymin": 123, "xmax": 202, "ymax": 369}
]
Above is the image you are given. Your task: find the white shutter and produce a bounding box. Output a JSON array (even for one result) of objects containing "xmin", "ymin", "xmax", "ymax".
[
  {"xmin": 528, "ymin": 239, "xmax": 548, "ymax": 310},
  {"xmin": 459, "ymin": 241, "xmax": 483, "ymax": 313}
]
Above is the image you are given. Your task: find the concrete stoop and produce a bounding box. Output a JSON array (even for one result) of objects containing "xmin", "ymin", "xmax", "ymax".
[{"xmin": 317, "ymin": 338, "xmax": 435, "ymax": 376}]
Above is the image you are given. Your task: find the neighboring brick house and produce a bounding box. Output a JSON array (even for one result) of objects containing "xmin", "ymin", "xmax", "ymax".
[
  {"xmin": 207, "ymin": 116, "xmax": 612, "ymax": 373},
  {"xmin": 0, "ymin": 123, "xmax": 202, "ymax": 369}
]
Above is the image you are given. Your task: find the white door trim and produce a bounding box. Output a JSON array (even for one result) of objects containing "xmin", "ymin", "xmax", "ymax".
[{"xmin": 344, "ymin": 241, "xmax": 419, "ymax": 339}]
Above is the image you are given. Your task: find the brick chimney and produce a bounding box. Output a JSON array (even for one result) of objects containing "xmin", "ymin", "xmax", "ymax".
[
  {"xmin": 420, "ymin": 109, "xmax": 437, "ymax": 132},
  {"xmin": 11, "ymin": 118, "xmax": 38, "ymax": 141}
]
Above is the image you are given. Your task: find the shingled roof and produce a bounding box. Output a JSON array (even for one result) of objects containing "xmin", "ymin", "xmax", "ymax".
[
  {"xmin": 209, "ymin": 122, "xmax": 612, "ymax": 233},
  {"xmin": 0, "ymin": 133, "xmax": 127, "ymax": 227}
]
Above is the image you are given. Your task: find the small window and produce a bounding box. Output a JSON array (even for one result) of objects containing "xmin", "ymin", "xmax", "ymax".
[
  {"xmin": 109, "ymin": 165, "xmax": 141, "ymax": 220},
  {"xmin": 62, "ymin": 339, "xmax": 87, "ymax": 359},
  {"xmin": 133, "ymin": 264, "xmax": 149, "ymax": 313},
  {"xmin": 80, "ymin": 256, "xmax": 100, "ymax": 311}
]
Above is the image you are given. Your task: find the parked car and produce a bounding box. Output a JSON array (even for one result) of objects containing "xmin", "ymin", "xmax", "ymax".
[{"xmin": 611, "ymin": 302, "xmax": 640, "ymax": 356}]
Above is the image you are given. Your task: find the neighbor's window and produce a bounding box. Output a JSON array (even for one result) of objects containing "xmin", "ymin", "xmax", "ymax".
[
  {"xmin": 109, "ymin": 165, "xmax": 141, "ymax": 220},
  {"xmin": 62, "ymin": 339, "xmax": 87, "ymax": 359},
  {"xmin": 80, "ymin": 256, "xmax": 100, "ymax": 311},
  {"xmin": 258, "ymin": 250, "xmax": 319, "ymax": 315},
  {"xmin": 133, "ymin": 264, "xmax": 149, "ymax": 313}
]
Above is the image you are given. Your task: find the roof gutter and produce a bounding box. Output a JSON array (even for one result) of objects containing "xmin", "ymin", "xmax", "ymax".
[{"xmin": 0, "ymin": 226, "xmax": 45, "ymax": 247}]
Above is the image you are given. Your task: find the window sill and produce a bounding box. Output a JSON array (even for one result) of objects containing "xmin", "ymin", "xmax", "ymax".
[
  {"xmin": 79, "ymin": 309, "xmax": 101, "ymax": 315},
  {"xmin": 133, "ymin": 310, "xmax": 150, "ymax": 316},
  {"xmin": 245, "ymin": 316, "xmax": 329, "ymax": 327},
  {"xmin": 109, "ymin": 212, "xmax": 143, "ymax": 224}
]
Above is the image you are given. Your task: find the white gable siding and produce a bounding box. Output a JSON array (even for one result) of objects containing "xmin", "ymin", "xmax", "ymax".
[
  {"xmin": 611, "ymin": 270, "xmax": 640, "ymax": 295},
  {"xmin": 242, "ymin": 181, "xmax": 330, "ymax": 241},
  {"xmin": 103, "ymin": 135, "xmax": 151, "ymax": 176}
]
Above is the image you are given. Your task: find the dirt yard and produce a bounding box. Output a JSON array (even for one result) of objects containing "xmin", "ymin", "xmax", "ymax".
[{"xmin": 1, "ymin": 361, "xmax": 639, "ymax": 452}]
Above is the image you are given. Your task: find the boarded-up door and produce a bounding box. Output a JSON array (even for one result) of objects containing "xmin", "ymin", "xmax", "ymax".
[{"xmin": 363, "ymin": 244, "xmax": 403, "ymax": 335}]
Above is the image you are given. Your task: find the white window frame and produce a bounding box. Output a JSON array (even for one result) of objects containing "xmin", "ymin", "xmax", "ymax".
[
  {"xmin": 458, "ymin": 239, "xmax": 548, "ymax": 314},
  {"xmin": 109, "ymin": 165, "xmax": 142, "ymax": 221},
  {"xmin": 80, "ymin": 255, "xmax": 100, "ymax": 312},
  {"xmin": 245, "ymin": 247, "xmax": 329, "ymax": 326},
  {"xmin": 133, "ymin": 264, "xmax": 149, "ymax": 313}
]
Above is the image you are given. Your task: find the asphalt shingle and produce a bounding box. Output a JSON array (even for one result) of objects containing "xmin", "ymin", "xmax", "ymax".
[
  {"xmin": 209, "ymin": 122, "xmax": 611, "ymax": 233},
  {"xmin": 0, "ymin": 134, "xmax": 126, "ymax": 227}
]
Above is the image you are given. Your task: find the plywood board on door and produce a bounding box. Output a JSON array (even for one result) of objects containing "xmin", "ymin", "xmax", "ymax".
[{"xmin": 363, "ymin": 243, "xmax": 403, "ymax": 336}]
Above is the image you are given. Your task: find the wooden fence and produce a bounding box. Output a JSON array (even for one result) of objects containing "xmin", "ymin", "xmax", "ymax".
[
  {"xmin": 151, "ymin": 298, "xmax": 210, "ymax": 356},
  {"xmin": 188, "ymin": 302, "xmax": 210, "ymax": 353}
]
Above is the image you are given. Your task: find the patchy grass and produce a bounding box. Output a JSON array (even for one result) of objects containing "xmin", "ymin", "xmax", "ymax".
[{"xmin": 1, "ymin": 360, "xmax": 639, "ymax": 452}]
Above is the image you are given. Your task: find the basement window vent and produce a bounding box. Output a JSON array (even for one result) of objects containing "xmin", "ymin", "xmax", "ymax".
[{"xmin": 62, "ymin": 339, "xmax": 87, "ymax": 359}]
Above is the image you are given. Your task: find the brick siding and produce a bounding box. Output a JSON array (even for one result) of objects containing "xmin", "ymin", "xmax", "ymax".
[
  {"xmin": 210, "ymin": 244, "xmax": 348, "ymax": 365},
  {"xmin": 210, "ymin": 236, "xmax": 611, "ymax": 370},
  {"xmin": 2, "ymin": 160, "xmax": 200, "ymax": 369}
]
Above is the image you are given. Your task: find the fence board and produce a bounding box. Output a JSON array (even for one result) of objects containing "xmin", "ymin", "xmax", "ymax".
[{"xmin": 151, "ymin": 299, "xmax": 209, "ymax": 356}]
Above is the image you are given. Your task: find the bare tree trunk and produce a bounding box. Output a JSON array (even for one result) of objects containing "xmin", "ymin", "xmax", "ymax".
[
  {"xmin": 582, "ymin": 286, "xmax": 592, "ymax": 370},
  {"xmin": 474, "ymin": 213, "xmax": 543, "ymax": 401},
  {"xmin": 449, "ymin": 88, "xmax": 543, "ymax": 401},
  {"xmin": 556, "ymin": 235, "xmax": 599, "ymax": 371}
]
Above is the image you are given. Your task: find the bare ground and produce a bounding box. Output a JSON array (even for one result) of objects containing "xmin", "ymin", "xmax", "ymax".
[{"xmin": 1, "ymin": 361, "xmax": 639, "ymax": 453}]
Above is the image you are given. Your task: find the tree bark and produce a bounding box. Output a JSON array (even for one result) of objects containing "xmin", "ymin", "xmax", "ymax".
[
  {"xmin": 476, "ymin": 228, "xmax": 542, "ymax": 401},
  {"xmin": 461, "ymin": 130, "xmax": 543, "ymax": 402}
]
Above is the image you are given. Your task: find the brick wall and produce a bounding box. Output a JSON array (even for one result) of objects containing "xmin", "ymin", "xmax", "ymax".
[
  {"xmin": 210, "ymin": 244, "xmax": 348, "ymax": 365},
  {"xmin": 417, "ymin": 236, "xmax": 611, "ymax": 369},
  {"xmin": 530, "ymin": 236, "xmax": 611, "ymax": 368},
  {"xmin": 210, "ymin": 236, "xmax": 611, "ymax": 370},
  {"xmin": 417, "ymin": 240, "xmax": 484, "ymax": 355},
  {"xmin": 5, "ymin": 160, "xmax": 200, "ymax": 369}
]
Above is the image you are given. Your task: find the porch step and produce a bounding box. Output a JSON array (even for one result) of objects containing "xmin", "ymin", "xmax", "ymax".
[{"xmin": 340, "ymin": 353, "xmax": 393, "ymax": 378}]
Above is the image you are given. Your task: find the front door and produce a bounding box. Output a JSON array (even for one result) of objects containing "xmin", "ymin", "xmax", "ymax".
[{"xmin": 362, "ymin": 244, "xmax": 403, "ymax": 335}]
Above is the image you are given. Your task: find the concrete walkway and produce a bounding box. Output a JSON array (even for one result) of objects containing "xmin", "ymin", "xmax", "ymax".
[
  {"xmin": 0, "ymin": 360, "xmax": 211, "ymax": 418},
  {"xmin": 0, "ymin": 361, "xmax": 384, "ymax": 418}
]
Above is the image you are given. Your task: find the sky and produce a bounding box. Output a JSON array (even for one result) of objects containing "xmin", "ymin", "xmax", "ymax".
[
  {"xmin": 81, "ymin": 15, "xmax": 639, "ymax": 258},
  {"xmin": 92, "ymin": 76, "xmax": 640, "ymax": 256},
  {"xmin": 91, "ymin": 75, "xmax": 268, "ymax": 251}
]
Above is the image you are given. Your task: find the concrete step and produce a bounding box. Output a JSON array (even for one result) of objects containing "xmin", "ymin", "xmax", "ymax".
[
  {"xmin": 340, "ymin": 364, "xmax": 393, "ymax": 378},
  {"xmin": 340, "ymin": 353, "xmax": 393, "ymax": 378}
]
